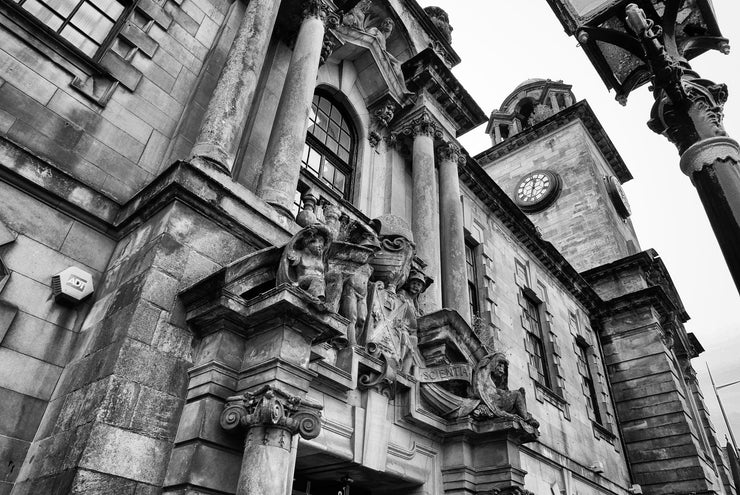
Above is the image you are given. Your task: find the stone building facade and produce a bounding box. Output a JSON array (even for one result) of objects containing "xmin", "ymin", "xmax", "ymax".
[{"xmin": 0, "ymin": 0, "xmax": 735, "ymax": 494}]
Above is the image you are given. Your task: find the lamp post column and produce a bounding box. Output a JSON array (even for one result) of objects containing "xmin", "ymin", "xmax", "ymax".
[
  {"xmin": 257, "ymin": 0, "xmax": 330, "ymax": 218},
  {"xmin": 624, "ymin": 4, "xmax": 740, "ymax": 294},
  {"xmin": 437, "ymin": 141, "xmax": 471, "ymax": 322},
  {"xmin": 191, "ymin": 0, "xmax": 282, "ymax": 173},
  {"xmin": 681, "ymin": 137, "xmax": 740, "ymax": 290}
]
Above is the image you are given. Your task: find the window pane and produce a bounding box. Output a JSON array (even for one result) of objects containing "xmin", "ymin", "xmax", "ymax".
[
  {"xmin": 43, "ymin": 0, "xmax": 77, "ymax": 18},
  {"xmin": 21, "ymin": 0, "xmax": 64, "ymax": 30},
  {"xmin": 326, "ymin": 139, "xmax": 339, "ymax": 155},
  {"xmin": 93, "ymin": 0, "xmax": 124, "ymax": 19},
  {"xmin": 318, "ymin": 96, "xmax": 331, "ymax": 116},
  {"xmin": 327, "ymin": 120, "xmax": 340, "ymax": 141},
  {"xmin": 60, "ymin": 24, "xmax": 98, "ymax": 56},
  {"xmin": 71, "ymin": 2, "xmax": 114, "ymax": 43},
  {"xmin": 312, "ymin": 127, "xmax": 326, "ymax": 144},
  {"xmin": 339, "ymin": 131, "xmax": 350, "ymax": 150},
  {"xmin": 330, "ymin": 104, "xmax": 342, "ymax": 122},
  {"xmin": 301, "ymin": 144, "xmax": 310, "ymax": 165},
  {"xmin": 333, "ymin": 169, "xmax": 346, "ymax": 193},
  {"xmin": 306, "ymin": 148, "xmax": 321, "ymax": 175},
  {"xmin": 337, "ymin": 147, "xmax": 349, "ymax": 163},
  {"xmin": 322, "ymin": 162, "xmax": 335, "ymax": 184}
]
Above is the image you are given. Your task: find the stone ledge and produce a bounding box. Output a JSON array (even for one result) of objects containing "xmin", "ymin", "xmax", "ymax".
[{"xmin": 0, "ymin": 143, "xmax": 297, "ymax": 251}]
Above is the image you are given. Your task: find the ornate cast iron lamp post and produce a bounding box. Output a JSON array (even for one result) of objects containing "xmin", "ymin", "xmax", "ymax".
[{"xmin": 545, "ymin": 0, "xmax": 740, "ymax": 293}]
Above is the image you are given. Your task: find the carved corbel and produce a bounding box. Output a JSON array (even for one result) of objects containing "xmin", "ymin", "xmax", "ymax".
[
  {"xmin": 220, "ymin": 385, "xmax": 323, "ymax": 443},
  {"xmin": 367, "ymin": 98, "xmax": 398, "ymax": 148}
]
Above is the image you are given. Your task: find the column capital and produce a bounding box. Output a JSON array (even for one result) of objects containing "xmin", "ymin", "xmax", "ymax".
[
  {"xmin": 648, "ymin": 75, "xmax": 730, "ymax": 156},
  {"xmin": 388, "ymin": 111, "xmax": 443, "ymax": 150},
  {"xmin": 436, "ymin": 141, "xmax": 465, "ymax": 164},
  {"xmin": 220, "ymin": 385, "xmax": 323, "ymax": 440},
  {"xmin": 409, "ymin": 112, "xmax": 442, "ymax": 138},
  {"xmin": 301, "ymin": 0, "xmax": 327, "ymax": 22}
]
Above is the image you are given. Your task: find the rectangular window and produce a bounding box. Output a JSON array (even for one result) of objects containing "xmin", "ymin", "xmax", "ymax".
[
  {"xmin": 576, "ymin": 337, "xmax": 603, "ymax": 424},
  {"xmin": 514, "ymin": 259, "xmax": 529, "ymax": 287},
  {"xmin": 12, "ymin": 0, "xmax": 132, "ymax": 59},
  {"xmin": 523, "ymin": 295, "xmax": 551, "ymax": 388},
  {"xmin": 465, "ymin": 242, "xmax": 480, "ymax": 321}
]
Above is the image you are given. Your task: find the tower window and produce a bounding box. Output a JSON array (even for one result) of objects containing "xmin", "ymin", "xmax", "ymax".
[
  {"xmin": 11, "ymin": 0, "xmax": 132, "ymax": 59},
  {"xmin": 302, "ymin": 92, "xmax": 355, "ymax": 199},
  {"xmin": 498, "ymin": 124, "xmax": 510, "ymax": 140},
  {"xmin": 556, "ymin": 93, "xmax": 567, "ymax": 109}
]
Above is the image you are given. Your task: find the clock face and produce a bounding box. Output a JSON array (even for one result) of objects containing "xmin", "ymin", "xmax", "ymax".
[
  {"xmin": 606, "ymin": 176, "xmax": 631, "ymax": 218},
  {"xmin": 514, "ymin": 170, "xmax": 561, "ymax": 212}
]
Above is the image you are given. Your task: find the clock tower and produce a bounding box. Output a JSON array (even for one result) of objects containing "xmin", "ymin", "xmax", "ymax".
[{"xmin": 475, "ymin": 79, "xmax": 640, "ymax": 273}]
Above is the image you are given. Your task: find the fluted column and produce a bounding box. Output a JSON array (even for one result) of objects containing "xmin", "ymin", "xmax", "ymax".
[
  {"xmin": 409, "ymin": 113, "xmax": 442, "ymax": 312},
  {"xmin": 191, "ymin": 0, "xmax": 282, "ymax": 173},
  {"xmin": 257, "ymin": 0, "xmax": 328, "ymax": 218},
  {"xmin": 437, "ymin": 141, "xmax": 471, "ymax": 322},
  {"xmin": 221, "ymin": 385, "xmax": 322, "ymax": 495}
]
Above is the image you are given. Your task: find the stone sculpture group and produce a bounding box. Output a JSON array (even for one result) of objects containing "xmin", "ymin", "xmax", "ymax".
[{"xmin": 276, "ymin": 200, "xmax": 539, "ymax": 428}]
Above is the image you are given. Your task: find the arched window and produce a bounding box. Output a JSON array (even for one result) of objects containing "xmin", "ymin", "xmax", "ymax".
[{"xmin": 301, "ymin": 92, "xmax": 356, "ymax": 200}]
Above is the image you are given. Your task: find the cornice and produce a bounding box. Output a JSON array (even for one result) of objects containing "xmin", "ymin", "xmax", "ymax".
[
  {"xmin": 401, "ymin": 48, "xmax": 487, "ymax": 136},
  {"xmin": 581, "ymin": 249, "xmax": 689, "ymax": 322},
  {"xmin": 592, "ymin": 285, "xmax": 677, "ymax": 322},
  {"xmin": 475, "ymin": 100, "xmax": 632, "ymax": 184}
]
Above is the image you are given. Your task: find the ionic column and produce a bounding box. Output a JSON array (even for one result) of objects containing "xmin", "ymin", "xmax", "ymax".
[
  {"xmin": 410, "ymin": 113, "xmax": 442, "ymax": 312},
  {"xmin": 257, "ymin": 0, "xmax": 328, "ymax": 217},
  {"xmin": 191, "ymin": 0, "xmax": 282, "ymax": 173},
  {"xmin": 437, "ymin": 141, "xmax": 471, "ymax": 322},
  {"xmin": 221, "ymin": 385, "xmax": 323, "ymax": 495}
]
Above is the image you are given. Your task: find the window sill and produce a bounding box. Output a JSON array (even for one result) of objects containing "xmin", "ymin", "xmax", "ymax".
[
  {"xmin": 592, "ymin": 421, "xmax": 616, "ymax": 443},
  {"xmin": 298, "ymin": 170, "xmax": 369, "ymax": 225},
  {"xmin": 533, "ymin": 380, "xmax": 569, "ymax": 414}
]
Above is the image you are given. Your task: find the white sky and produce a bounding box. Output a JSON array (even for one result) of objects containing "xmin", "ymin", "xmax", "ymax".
[{"xmin": 416, "ymin": 0, "xmax": 740, "ymax": 448}]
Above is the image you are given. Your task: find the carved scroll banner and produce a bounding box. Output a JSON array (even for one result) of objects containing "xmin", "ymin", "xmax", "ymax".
[{"xmin": 415, "ymin": 364, "xmax": 472, "ymax": 383}]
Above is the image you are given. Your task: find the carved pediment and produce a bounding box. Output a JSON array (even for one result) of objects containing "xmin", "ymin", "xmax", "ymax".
[{"xmin": 328, "ymin": 26, "xmax": 413, "ymax": 108}]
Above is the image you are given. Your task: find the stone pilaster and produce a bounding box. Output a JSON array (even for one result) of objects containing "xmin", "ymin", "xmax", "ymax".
[
  {"xmin": 257, "ymin": 0, "xmax": 330, "ymax": 218},
  {"xmin": 220, "ymin": 385, "xmax": 322, "ymax": 495},
  {"xmin": 437, "ymin": 141, "xmax": 470, "ymax": 322},
  {"xmin": 191, "ymin": 0, "xmax": 282, "ymax": 173}
]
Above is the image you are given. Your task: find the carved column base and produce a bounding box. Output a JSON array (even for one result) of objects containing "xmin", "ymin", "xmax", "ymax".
[{"xmin": 680, "ymin": 136, "xmax": 740, "ymax": 293}]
